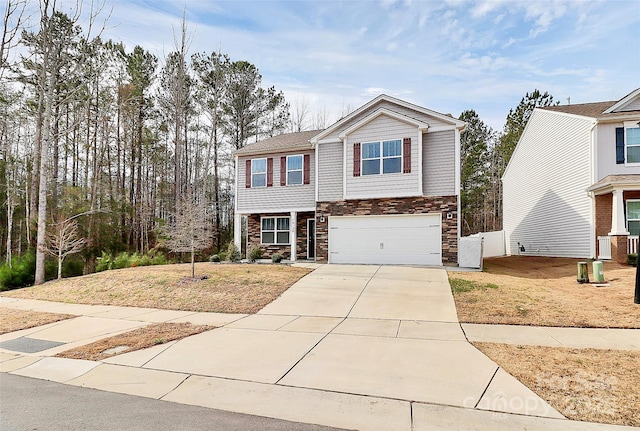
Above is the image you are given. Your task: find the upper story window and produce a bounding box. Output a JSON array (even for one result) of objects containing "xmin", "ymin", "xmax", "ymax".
[
  {"xmin": 251, "ymin": 158, "xmax": 267, "ymax": 187},
  {"xmin": 361, "ymin": 139, "xmax": 402, "ymax": 175},
  {"xmin": 626, "ymin": 125, "xmax": 640, "ymax": 163},
  {"xmin": 617, "ymin": 122, "xmax": 640, "ymax": 164},
  {"xmin": 287, "ymin": 155, "xmax": 303, "ymax": 185}
]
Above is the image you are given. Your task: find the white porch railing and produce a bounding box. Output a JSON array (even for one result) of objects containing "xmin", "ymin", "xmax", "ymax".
[
  {"xmin": 629, "ymin": 236, "xmax": 639, "ymax": 255},
  {"xmin": 598, "ymin": 236, "xmax": 612, "ymax": 260}
]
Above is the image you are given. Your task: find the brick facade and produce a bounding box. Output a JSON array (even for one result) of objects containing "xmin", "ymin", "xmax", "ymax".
[
  {"xmin": 246, "ymin": 212, "xmax": 315, "ymax": 259},
  {"xmin": 594, "ymin": 191, "xmax": 640, "ymax": 262},
  {"xmin": 315, "ymin": 196, "xmax": 458, "ymax": 264}
]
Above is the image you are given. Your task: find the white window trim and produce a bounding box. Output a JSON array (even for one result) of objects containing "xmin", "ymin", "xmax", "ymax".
[
  {"xmin": 261, "ymin": 216, "xmax": 290, "ymax": 245},
  {"xmin": 623, "ymin": 121, "xmax": 640, "ymax": 166},
  {"xmin": 626, "ymin": 199, "xmax": 640, "ymax": 235},
  {"xmin": 286, "ymin": 154, "xmax": 304, "ymax": 186},
  {"xmin": 361, "ymin": 139, "xmax": 402, "ymax": 176},
  {"xmin": 251, "ymin": 158, "xmax": 267, "ymax": 188}
]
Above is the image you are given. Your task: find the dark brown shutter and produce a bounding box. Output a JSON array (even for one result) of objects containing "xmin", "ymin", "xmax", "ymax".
[
  {"xmin": 353, "ymin": 143, "xmax": 361, "ymax": 177},
  {"xmin": 245, "ymin": 159, "xmax": 251, "ymax": 188},
  {"xmin": 280, "ymin": 156, "xmax": 286, "ymax": 186},
  {"xmin": 616, "ymin": 127, "xmax": 625, "ymax": 164},
  {"xmin": 266, "ymin": 158, "xmax": 273, "ymax": 187},
  {"xmin": 403, "ymin": 138, "xmax": 411, "ymax": 173},
  {"xmin": 303, "ymin": 154, "xmax": 310, "ymax": 184}
]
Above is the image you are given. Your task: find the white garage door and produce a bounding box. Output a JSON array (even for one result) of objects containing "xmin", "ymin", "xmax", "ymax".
[{"xmin": 328, "ymin": 214, "xmax": 442, "ymax": 265}]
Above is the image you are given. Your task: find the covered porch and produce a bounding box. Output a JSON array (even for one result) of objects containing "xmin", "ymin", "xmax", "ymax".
[{"xmin": 589, "ymin": 175, "xmax": 640, "ymax": 263}]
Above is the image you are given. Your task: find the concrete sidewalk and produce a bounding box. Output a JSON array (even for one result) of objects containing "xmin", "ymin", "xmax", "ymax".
[{"xmin": 1, "ymin": 264, "xmax": 637, "ymax": 431}]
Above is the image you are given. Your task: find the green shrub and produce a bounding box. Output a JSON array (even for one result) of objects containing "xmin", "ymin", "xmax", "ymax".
[
  {"xmin": 628, "ymin": 253, "xmax": 638, "ymax": 267},
  {"xmin": 96, "ymin": 251, "xmax": 113, "ymax": 272},
  {"xmin": 227, "ymin": 242, "xmax": 241, "ymax": 262},
  {"xmin": 62, "ymin": 258, "xmax": 84, "ymax": 278},
  {"xmin": 271, "ymin": 253, "xmax": 284, "ymax": 264},
  {"xmin": 209, "ymin": 254, "xmax": 220, "ymax": 263},
  {"xmin": 248, "ymin": 245, "xmax": 263, "ymax": 262},
  {"xmin": 0, "ymin": 251, "xmax": 36, "ymax": 291},
  {"xmin": 217, "ymin": 251, "xmax": 227, "ymax": 262},
  {"xmin": 151, "ymin": 252, "xmax": 167, "ymax": 265},
  {"xmin": 112, "ymin": 252, "xmax": 131, "ymax": 269}
]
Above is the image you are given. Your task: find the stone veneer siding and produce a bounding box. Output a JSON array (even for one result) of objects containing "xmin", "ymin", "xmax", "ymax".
[
  {"xmin": 315, "ymin": 196, "xmax": 458, "ymax": 264},
  {"xmin": 246, "ymin": 212, "xmax": 315, "ymax": 259}
]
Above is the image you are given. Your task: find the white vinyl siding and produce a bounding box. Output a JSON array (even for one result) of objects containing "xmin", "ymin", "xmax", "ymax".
[
  {"xmin": 317, "ymin": 142, "xmax": 343, "ymax": 202},
  {"xmin": 594, "ymin": 123, "xmax": 640, "ymax": 181},
  {"xmin": 345, "ymin": 115, "xmax": 420, "ymax": 199},
  {"xmin": 236, "ymin": 150, "xmax": 315, "ymax": 212},
  {"xmin": 622, "ymin": 98, "xmax": 640, "ymax": 111},
  {"xmin": 503, "ymin": 109, "xmax": 594, "ymax": 258},
  {"xmin": 423, "ymin": 130, "xmax": 455, "ymax": 196}
]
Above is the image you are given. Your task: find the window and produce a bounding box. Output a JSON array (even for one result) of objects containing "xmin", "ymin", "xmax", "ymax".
[
  {"xmin": 626, "ymin": 125, "xmax": 640, "ymax": 164},
  {"xmin": 261, "ymin": 217, "xmax": 290, "ymax": 244},
  {"xmin": 627, "ymin": 200, "xmax": 640, "ymax": 236},
  {"xmin": 361, "ymin": 140, "xmax": 402, "ymax": 175},
  {"xmin": 287, "ymin": 155, "xmax": 303, "ymax": 185},
  {"xmin": 251, "ymin": 159, "xmax": 267, "ymax": 187}
]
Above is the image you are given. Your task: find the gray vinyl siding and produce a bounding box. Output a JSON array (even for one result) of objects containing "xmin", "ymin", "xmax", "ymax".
[
  {"xmin": 317, "ymin": 142, "xmax": 343, "ymax": 201},
  {"xmin": 423, "ymin": 130, "xmax": 455, "ymax": 196},
  {"xmin": 321, "ymin": 100, "xmax": 452, "ymax": 142},
  {"xmin": 595, "ymin": 122, "xmax": 640, "ymax": 181},
  {"xmin": 503, "ymin": 109, "xmax": 593, "ymax": 258},
  {"xmin": 236, "ymin": 150, "xmax": 315, "ymax": 212},
  {"xmin": 344, "ymin": 115, "xmax": 420, "ymax": 199}
]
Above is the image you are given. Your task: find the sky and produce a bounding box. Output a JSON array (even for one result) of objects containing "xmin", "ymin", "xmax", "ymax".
[{"xmin": 22, "ymin": 0, "xmax": 640, "ymax": 131}]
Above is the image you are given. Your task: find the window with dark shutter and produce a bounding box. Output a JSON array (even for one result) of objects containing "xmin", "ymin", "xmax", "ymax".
[
  {"xmin": 280, "ymin": 157, "xmax": 286, "ymax": 186},
  {"xmin": 353, "ymin": 143, "xmax": 361, "ymax": 177},
  {"xmin": 303, "ymin": 154, "xmax": 310, "ymax": 184},
  {"xmin": 245, "ymin": 160, "xmax": 251, "ymax": 188},
  {"xmin": 266, "ymin": 158, "xmax": 273, "ymax": 187},
  {"xmin": 403, "ymin": 137, "xmax": 411, "ymax": 173},
  {"xmin": 616, "ymin": 127, "xmax": 625, "ymax": 164}
]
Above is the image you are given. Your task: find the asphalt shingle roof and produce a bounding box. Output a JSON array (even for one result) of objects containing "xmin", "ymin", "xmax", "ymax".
[
  {"xmin": 235, "ymin": 130, "xmax": 323, "ymax": 156},
  {"xmin": 541, "ymin": 101, "xmax": 640, "ymax": 119}
]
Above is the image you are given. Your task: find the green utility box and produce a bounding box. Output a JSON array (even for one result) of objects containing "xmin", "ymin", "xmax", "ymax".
[{"xmin": 592, "ymin": 261, "xmax": 605, "ymax": 283}]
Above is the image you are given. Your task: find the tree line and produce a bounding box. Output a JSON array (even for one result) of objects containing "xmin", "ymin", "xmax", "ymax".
[{"xmin": 0, "ymin": 1, "xmax": 558, "ymax": 285}]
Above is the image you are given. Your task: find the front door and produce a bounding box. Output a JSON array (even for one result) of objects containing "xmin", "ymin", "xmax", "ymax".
[{"xmin": 307, "ymin": 219, "xmax": 316, "ymax": 260}]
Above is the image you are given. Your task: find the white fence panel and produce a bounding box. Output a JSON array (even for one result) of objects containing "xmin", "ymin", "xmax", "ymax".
[
  {"xmin": 597, "ymin": 236, "xmax": 612, "ymax": 260},
  {"xmin": 459, "ymin": 237, "xmax": 483, "ymax": 269},
  {"xmin": 629, "ymin": 236, "xmax": 639, "ymax": 255}
]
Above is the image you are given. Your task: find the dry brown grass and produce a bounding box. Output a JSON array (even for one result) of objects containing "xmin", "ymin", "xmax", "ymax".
[
  {"xmin": 474, "ymin": 342, "xmax": 640, "ymax": 427},
  {"xmin": 56, "ymin": 322, "xmax": 214, "ymax": 361},
  {"xmin": 0, "ymin": 308, "xmax": 74, "ymax": 334},
  {"xmin": 2, "ymin": 263, "xmax": 311, "ymax": 314},
  {"xmin": 449, "ymin": 256, "xmax": 640, "ymax": 328}
]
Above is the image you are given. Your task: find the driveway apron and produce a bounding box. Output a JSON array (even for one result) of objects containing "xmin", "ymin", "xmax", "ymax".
[{"xmin": 142, "ymin": 264, "xmax": 561, "ymax": 420}]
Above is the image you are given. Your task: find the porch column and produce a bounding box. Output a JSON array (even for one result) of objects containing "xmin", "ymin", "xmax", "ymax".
[
  {"xmin": 234, "ymin": 213, "xmax": 242, "ymax": 253},
  {"xmin": 290, "ymin": 211, "xmax": 297, "ymax": 261},
  {"xmin": 609, "ymin": 189, "xmax": 629, "ymax": 235},
  {"xmin": 289, "ymin": 211, "xmax": 298, "ymax": 262}
]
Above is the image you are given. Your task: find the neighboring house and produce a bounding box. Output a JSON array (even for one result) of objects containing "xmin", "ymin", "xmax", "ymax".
[
  {"xmin": 233, "ymin": 94, "xmax": 466, "ymax": 265},
  {"xmin": 503, "ymin": 88, "xmax": 640, "ymax": 263}
]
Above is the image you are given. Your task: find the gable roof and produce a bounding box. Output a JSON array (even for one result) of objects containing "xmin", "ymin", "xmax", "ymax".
[
  {"xmin": 235, "ymin": 130, "xmax": 322, "ymax": 156},
  {"xmin": 338, "ymin": 108, "xmax": 430, "ymax": 139},
  {"xmin": 604, "ymin": 87, "xmax": 640, "ymax": 113},
  {"xmin": 540, "ymin": 88, "xmax": 640, "ymax": 121},
  {"xmin": 310, "ymin": 94, "xmax": 465, "ymax": 144}
]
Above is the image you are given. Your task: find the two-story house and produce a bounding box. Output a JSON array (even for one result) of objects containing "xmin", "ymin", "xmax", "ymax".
[
  {"xmin": 234, "ymin": 94, "xmax": 466, "ymax": 266},
  {"xmin": 503, "ymin": 88, "xmax": 640, "ymax": 263}
]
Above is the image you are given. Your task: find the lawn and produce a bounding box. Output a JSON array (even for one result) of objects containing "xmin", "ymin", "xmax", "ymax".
[
  {"xmin": 1, "ymin": 263, "xmax": 312, "ymax": 314},
  {"xmin": 449, "ymin": 256, "xmax": 639, "ymax": 328}
]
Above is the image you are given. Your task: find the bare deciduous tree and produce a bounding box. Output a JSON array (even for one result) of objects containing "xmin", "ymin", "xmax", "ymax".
[
  {"xmin": 45, "ymin": 216, "xmax": 86, "ymax": 280},
  {"xmin": 161, "ymin": 192, "xmax": 212, "ymax": 278}
]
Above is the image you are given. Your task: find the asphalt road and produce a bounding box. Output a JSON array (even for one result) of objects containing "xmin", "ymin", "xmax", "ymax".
[{"xmin": 0, "ymin": 373, "xmax": 348, "ymax": 431}]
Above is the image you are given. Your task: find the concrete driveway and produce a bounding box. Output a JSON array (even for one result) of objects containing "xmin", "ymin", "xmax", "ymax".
[
  {"xmin": 131, "ymin": 264, "xmax": 561, "ymax": 430},
  {"xmin": 4, "ymin": 264, "xmax": 578, "ymax": 431}
]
